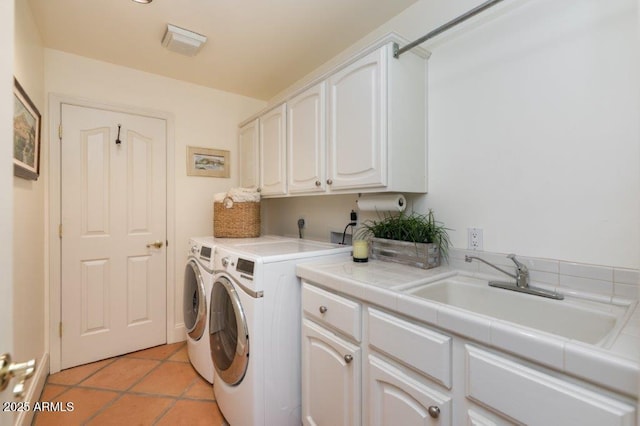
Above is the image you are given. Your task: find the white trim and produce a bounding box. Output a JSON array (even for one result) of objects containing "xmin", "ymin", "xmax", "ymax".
[
  {"xmin": 47, "ymin": 94, "xmax": 176, "ymax": 373},
  {"xmin": 15, "ymin": 352, "xmax": 49, "ymax": 426}
]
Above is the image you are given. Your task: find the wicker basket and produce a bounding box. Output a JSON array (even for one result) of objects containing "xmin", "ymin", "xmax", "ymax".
[{"xmin": 213, "ymin": 199, "xmax": 260, "ymax": 238}]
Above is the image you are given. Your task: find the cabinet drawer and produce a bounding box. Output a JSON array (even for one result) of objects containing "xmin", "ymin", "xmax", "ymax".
[
  {"xmin": 368, "ymin": 308, "xmax": 451, "ymax": 388},
  {"xmin": 466, "ymin": 346, "xmax": 636, "ymax": 425},
  {"xmin": 368, "ymin": 355, "xmax": 451, "ymax": 426},
  {"xmin": 302, "ymin": 282, "xmax": 361, "ymax": 341}
]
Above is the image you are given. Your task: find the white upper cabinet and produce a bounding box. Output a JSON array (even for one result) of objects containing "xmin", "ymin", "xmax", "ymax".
[
  {"xmin": 287, "ymin": 82, "xmax": 326, "ymax": 194},
  {"xmin": 327, "ymin": 47, "xmax": 386, "ymax": 191},
  {"xmin": 238, "ymin": 34, "xmax": 429, "ymax": 197},
  {"xmin": 259, "ymin": 104, "xmax": 287, "ymax": 196},
  {"xmin": 238, "ymin": 118, "xmax": 259, "ymax": 189},
  {"xmin": 325, "ymin": 40, "xmax": 427, "ymax": 194}
]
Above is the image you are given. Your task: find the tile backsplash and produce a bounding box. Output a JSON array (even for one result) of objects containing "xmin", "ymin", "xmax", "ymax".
[{"xmin": 448, "ymin": 248, "xmax": 640, "ymax": 302}]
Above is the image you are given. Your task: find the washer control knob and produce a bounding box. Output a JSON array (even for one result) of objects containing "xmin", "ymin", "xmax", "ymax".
[
  {"xmin": 190, "ymin": 245, "xmax": 198, "ymax": 255},
  {"xmin": 221, "ymin": 257, "xmax": 231, "ymax": 267}
]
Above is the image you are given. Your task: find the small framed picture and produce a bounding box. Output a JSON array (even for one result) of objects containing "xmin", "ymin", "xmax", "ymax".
[
  {"xmin": 13, "ymin": 78, "xmax": 41, "ymax": 180},
  {"xmin": 187, "ymin": 146, "xmax": 230, "ymax": 178}
]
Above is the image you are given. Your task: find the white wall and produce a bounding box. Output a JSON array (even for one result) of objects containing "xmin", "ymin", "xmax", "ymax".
[
  {"xmin": 0, "ymin": 0, "xmax": 15, "ymax": 421},
  {"xmin": 13, "ymin": 0, "xmax": 45, "ymax": 400},
  {"xmin": 44, "ymin": 50, "xmax": 266, "ymax": 338},
  {"xmin": 264, "ymin": 0, "xmax": 640, "ymax": 270}
]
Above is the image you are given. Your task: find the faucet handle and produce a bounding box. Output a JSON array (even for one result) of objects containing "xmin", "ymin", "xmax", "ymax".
[
  {"xmin": 507, "ymin": 254, "xmax": 529, "ymax": 287},
  {"xmin": 507, "ymin": 254, "xmax": 527, "ymax": 270}
]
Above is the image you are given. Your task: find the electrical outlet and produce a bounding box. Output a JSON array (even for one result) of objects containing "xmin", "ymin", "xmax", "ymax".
[
  {"xmin": 350, "ymin": 210, "xmax": 358, "ymax": 226},
  {"xmin": 467, "ymin": 228, "xmax": 483, "ymax": 250}
]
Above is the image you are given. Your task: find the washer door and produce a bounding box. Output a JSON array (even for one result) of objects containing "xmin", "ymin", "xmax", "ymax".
[
  {"xmin": 183, "ymin": 259, "xmax": 207, "ymax": 340},
  {"xmin": 209, "ymin": 275, "xmax": 249, "ymax": 385}
]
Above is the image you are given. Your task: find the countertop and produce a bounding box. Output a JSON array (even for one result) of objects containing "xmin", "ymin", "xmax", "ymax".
[{"xmin": 296, "ymin": 255, "xmax": 640, "ymax": 398}]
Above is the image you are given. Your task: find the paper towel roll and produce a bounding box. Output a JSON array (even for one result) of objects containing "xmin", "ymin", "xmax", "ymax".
[{"xmin": 356, "ymin": 194, "xmax": 406, "ymax": 212}]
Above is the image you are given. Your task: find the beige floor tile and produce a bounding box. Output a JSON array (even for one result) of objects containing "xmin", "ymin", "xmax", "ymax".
[
  {"xmin": 36, "ymin": 344, "xmax": 232, "ymax": 426},
  {"xmin": 86, "ymin": 394, "xmax": 174, "ymax": 426},
  {"xmin": 168, "ymin": 344, "xmax": 190, "ymax": 362},
  {"xmin": 47, "ymin": 358, "xmax": 115, "ymax": 385},
  {"xmin": 155, "ymin": 400, "xmax": 225, "ymax": 426},
  {"xmin": 126, "ymin": 342, "xmax": 185, "ymax": 360},
  {"xmin": 183, "ymin": 375, "xmax": 215, "ymax": 400},
  {"xmin": 80, "ymin": 357, "xmax": 160, "ymax": 391},
  {"xmin": 39, "ymin": 384, "xmax": 70, "ymax": 401},
  {"xmin": 131, "ymin": 361, "xmax": 199, "ymax": 397},
  {"xmin": 33, "ymin": 388, "xmax": 118, "ymax": 426}
]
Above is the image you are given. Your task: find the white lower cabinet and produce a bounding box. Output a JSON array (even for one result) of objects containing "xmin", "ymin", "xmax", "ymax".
[
  {"xmin": 368, "ymin": 355, "xmax": 452, "ymax": 425},
  {"xmin": 301, "ymin": 281, "xmax": 637, "ymax": 426},
  {"xmin": 302, "ymin": 319, "xmax": 361, "ymax": 426},
  {"xmin": 466, "ymin": 346, "xmax": 636, "ymax": 426}
]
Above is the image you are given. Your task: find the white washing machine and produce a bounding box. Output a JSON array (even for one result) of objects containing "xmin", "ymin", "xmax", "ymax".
[
  {"xmin": 208, "ymin": 236, "xmax": 351, "ymax": 426},
  {"xmin": 183, "ymin": 237, "xmax": 216, "ymax": 383}
]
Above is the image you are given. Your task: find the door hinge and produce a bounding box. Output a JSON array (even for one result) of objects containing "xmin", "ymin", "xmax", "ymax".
[
  {"xmin": 166, "ymin": 240, "xmax": 169, "ymax": 247},
  {"xmin": 59, "ymin": 322, "xmax": 63, "ymax": 337},
  {"xmin": 58, "ymin": 123, "xmax": 62, "ymax": 140},
  {"xmin": 59, "ymin": 224, "xmax": 63, "ymax": 239}
]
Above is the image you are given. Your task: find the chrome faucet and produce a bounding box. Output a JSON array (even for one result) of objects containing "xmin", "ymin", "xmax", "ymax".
[{"xmin": 465, "ymin": 253, "xmax": 563, "ymax": 300}]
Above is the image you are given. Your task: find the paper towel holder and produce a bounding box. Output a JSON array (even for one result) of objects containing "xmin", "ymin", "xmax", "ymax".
[{"xmin": 356, "ymin": 193, "xmax": 407, "ymax": 212}]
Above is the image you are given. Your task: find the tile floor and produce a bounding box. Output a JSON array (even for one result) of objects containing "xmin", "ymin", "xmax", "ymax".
[{"xmin": 34, "ymin": 342, "xmax": 227, "ymax": 425}]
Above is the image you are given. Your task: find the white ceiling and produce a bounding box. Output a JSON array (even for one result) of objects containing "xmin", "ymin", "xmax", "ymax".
[{"xmin": 28, "ymin": 0, "xmax": 419, "ymax": 100}]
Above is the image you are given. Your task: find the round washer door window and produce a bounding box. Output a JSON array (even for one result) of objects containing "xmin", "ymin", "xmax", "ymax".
[
  {"xmin": 183, "ymin": 260, "xmax": 206, "ymax": 340},
  {"xmin": 209, "ymin": 276, "xmax": 249, "ymax": 385}
]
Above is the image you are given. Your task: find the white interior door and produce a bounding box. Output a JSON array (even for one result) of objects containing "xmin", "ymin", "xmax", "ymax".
[{"xmin": 60, "ymin": 104, "xmax": 167, "ymax": 369}]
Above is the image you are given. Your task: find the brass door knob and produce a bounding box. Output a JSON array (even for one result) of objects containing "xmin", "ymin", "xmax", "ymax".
[
  {"xmin": 0, "ymin": 353, "xmax": 35, "ymax": 398},
  {"xmin": 146, "ymin": 241, "xmax": 164, "ymax": 249}
]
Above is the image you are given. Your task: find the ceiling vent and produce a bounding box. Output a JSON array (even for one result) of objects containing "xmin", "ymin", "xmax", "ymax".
[{"xmin": 161, "ymin": 24, "xmax": 207, "ymax": 56}]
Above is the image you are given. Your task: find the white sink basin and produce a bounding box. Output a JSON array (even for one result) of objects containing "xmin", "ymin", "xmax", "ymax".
[{"xmin": 406, "ymin": 274, "xmax": 627, "ymax": 345}]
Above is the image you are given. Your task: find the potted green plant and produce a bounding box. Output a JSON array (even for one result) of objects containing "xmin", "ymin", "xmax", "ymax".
[{"xmin": 357, "ymin": 210, "xmax": 451, "ymax": 269}]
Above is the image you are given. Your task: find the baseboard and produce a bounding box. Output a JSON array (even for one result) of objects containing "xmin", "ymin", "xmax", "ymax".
[{"xmin": 14, "ymin": 352, "xmax": 49, "ymax": 426}]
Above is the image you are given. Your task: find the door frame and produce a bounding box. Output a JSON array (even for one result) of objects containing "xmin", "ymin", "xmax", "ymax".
[{"xmin": 48, "ymin": 94, "xmax": 176, "ymax": 373}]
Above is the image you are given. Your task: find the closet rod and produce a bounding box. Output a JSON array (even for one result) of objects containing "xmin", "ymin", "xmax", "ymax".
[{"xmin": 393, "ymin": 0, "xmax": 505, "ymax": 58}]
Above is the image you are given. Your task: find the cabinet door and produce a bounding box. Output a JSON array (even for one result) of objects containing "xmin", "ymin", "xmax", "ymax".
[
  {"xmin": 238, "ymin": 119, "xmax": 259, "ymax": 188},
  {"xmin": 288, "ymin": 83, "xmax": 326, "ymax": 194},
  {"xmin": 259, "ymin": 104, "xmax": 287, "ymax": 195},
  {"xmin": 328, "ymin": 47, "xmax": 387, "ymax": 191},
  {"xmin": 368, "ymin": 355, "xmax": 452, "ymax": 426},
  {"xmin": 302, "ymin": 319, "xmax": 360, "ymax": 426},
  {"xmin": 466, "ymin": 346, "xmax": 636, "ymax": 425}
]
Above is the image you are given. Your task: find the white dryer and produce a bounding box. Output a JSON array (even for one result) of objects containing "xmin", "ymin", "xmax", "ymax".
[
  {"xmin": 208, "ymin": 236, "xmax": 351, "ymax": 426},
  {"xmin": 183, "ymin": 237, "xmax": 216, "ymax": 383}
]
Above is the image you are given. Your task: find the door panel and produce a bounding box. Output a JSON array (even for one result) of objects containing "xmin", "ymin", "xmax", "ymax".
[{"xmin": 61, "ymin": 104, "xmax": 167, "ymax": 369}]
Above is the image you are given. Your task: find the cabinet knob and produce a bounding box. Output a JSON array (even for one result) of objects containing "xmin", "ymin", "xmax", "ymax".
[
  {"xmin": 428, "ymin": 406, "xmax": 440, "ymax": 419},
  {"xmin": 315, "ymin": 180, "xmax": 321, "ymax": 187},
  {"xmin": 343, "ymin": 354, "xmax": 353, "ymax": 364},
  {"xmin": 326, "ymin": 179, "xmax": 333, "ymax": 185},
  {"xmin": 257, "ymin": 187, "xmax": 262, "ymax": 193},
  {"xmin": 319, "ymin": 306, "xmax": 328, "ymax": 314}
]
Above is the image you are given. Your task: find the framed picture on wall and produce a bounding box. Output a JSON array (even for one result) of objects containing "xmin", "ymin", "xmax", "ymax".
[
  {"xmin": 13, "ymin": 78, "xmax": 41, "ymax": 180},
  {"xmin": 186, "ymin": 146, "xmax": 230, "ymax": 178}
]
